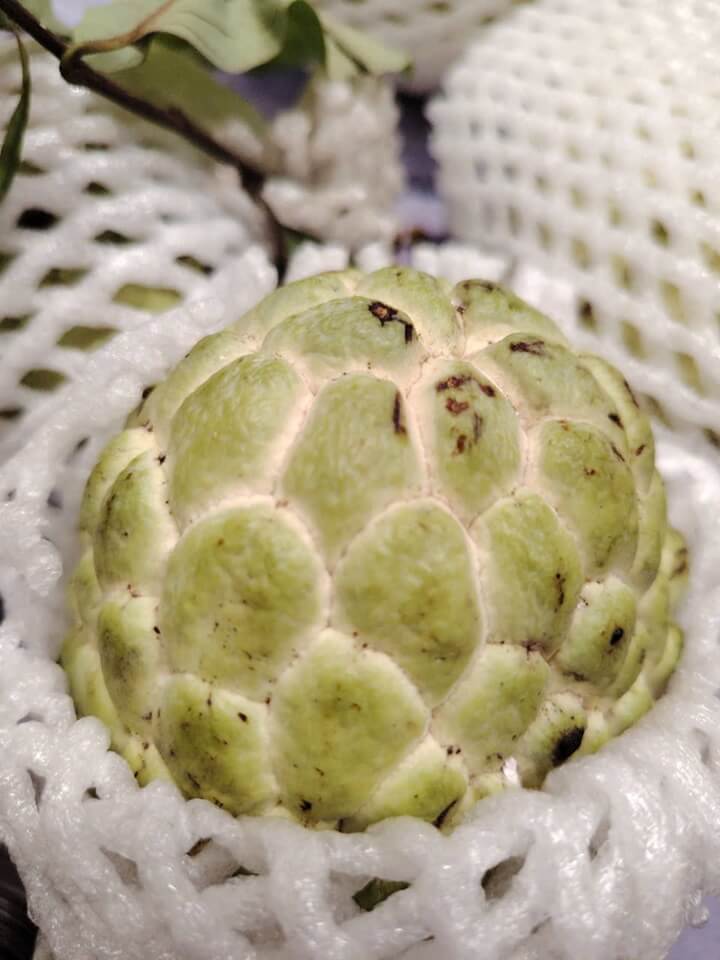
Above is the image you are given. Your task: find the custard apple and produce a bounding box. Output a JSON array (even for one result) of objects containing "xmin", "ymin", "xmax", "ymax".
[{"xmin": 62, "ymin": 267, "xmax": 687, "ymax": 832}]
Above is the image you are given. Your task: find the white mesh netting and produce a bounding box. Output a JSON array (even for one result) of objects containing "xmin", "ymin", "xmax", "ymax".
[
  {"xmin": 315, "ymin": 0, "xmax": 524, "ymax": 91},
  {"xmin": 1, "ymin": 241, "xmax": 720, "ymax": 960},
  {"xmin": 0, "ymin": 40, "xmax": 270, "ymax": 463},
  {"xmin": 429, "ymin": 0, "xmax": 720, "ymax": 456}
]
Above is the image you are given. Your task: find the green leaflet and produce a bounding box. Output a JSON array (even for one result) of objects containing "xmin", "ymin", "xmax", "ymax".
[
  {"xmin": 275, "ymin": 1, "xmax": 325, "ymax": 69},
  {"xmin": 0, "ymin": 18, "xmax": 31, "ymax": 205},
  {"xmin": 117, "ymin": 37, "xmax": 270, "ymax": 147},
  {"xmin": 70, "ymin": 0, "xmax": 409, "ymax": 79},
  {"xmin": 72, "ymin": 0, "xmax": 287, "ymax": 74},
  {"xmin": 319, "ymin": 14, "xmax": 410, "ymax": 77}
]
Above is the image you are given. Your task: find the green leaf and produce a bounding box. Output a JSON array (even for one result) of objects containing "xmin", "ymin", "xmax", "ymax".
[
  {"xmin": 70, "ymin": 0, "xmax": 409, "ymax": 79},
  {"xmin": 319, "ymin": 13, "xmax": 410, "ymax": 77},
  {"xmin": 0, "ymin": 24, "xmax": 31, "ymax": 205},
  {"xmin": 322, "ymin": 35, "xmax": 360, "ymax": 83},
  {"xmin": 72, "ymin": 0, "xmax": 289, "ymax": 74},
  {"xmin": 275, "ymin": 0, "xmax": 324, "ymax": 69},
  {"xmin": 117, "ymin": 36, "xmax": 270, "ymax": 145},
  {"xmin": 353, "ymin": 878, "xmax": 410, "ymax": 913}
]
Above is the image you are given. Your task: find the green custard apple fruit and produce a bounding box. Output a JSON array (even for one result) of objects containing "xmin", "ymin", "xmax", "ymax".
[{"xmin": 62, "ymin": 267, "xmax": 688, "ymax": 832}]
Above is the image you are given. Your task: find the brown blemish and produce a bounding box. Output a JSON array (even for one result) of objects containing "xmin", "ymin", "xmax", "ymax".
[
  {"xmin": 510, "ymin": 340, "xmax": 545, "ymax": 356},
  {"xmin": 635, "ymin": 443, "xmax": 646, "ymax": 456},
  {"xmin": 623, "ymin": 378, "xmax": 640, "ymax": 407},
  {"xmin": 481, "ymin": 383, "xmax": 496, "ymax": 397},
  {"xmin": 369, "ymin": 300, "xmax": 414, "ymax": 343},
  {"xmin": 446, "ymin": 397, "xmax": 469, "ymax": 415},
  {"xmin": 433, "ymin": 798, "xmax": 459, "ymax": 830},
  {"xmin": 608, "ymin": 412, "xmax": 623, "ymax": 428},
  {"xmin": 551, "ymin": 726, "xmax": 585, "ymax": 766},
  {"xmin": 153, "ymin": 626, "xmax": 160, "ymax": 635},
  {"xmin": 611, "ymin": 444, "xmax": 625, "ymax": 462},
  {"xmin": 187, "ymin": 772, "xmax": 201, "ymax": 790},
  {"xmin": 609, "ymin": 627, "xmax": 624, "ymax": 647},
  {"xmin": 436, "ymin": 374, "xmax": 472, "ymax": 392},
  {"xmin": 299, "ymin": 799, "xmax": 313, "ymax": 812},
  {"xmin": 455, "ymin": 434, "xmax": 467, "ymax": 454},
  {"xmin": 473, "ymin": 413, "xmax": 483, "ymax": 442},
  {"xmin": 392, "ymin": 392, "xmax": 407, "ymax": 435},
  {"xmin": 672, "ymin": 550, "xmax": 689, "ymax": 578},
  {"xmin": 465, "ymin": 279, "xmax": 500, "ymax": 293},
  {"xmin": 238, "ymin": 712, "xmax": 248, "ymax": 722},
  {"xmin": 554, "ymin": 572, "xmax": 566, "ymax": 610},
  {"xmin": 584, "ymin": 467, "xmax": 597, "ymax": 477},
  {"xmin": 157, "ymin": 454, "xmax": 166, "ymax": 464}
]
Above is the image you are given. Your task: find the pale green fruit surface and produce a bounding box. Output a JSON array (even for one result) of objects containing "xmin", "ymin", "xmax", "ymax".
[{"xmin": 63, "ymin": 268, "xmax": 687, "ymax": 831}]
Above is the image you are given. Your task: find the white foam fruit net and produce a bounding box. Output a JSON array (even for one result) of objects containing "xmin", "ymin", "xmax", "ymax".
[
  {"xmin": 263, "ymin": 77, "xmax": 404, "ymax": 248},
  {"xmin": 429, "ymin": 0, "xmax": 720, "ymax": 460},
  {"xmin": 0, "ymin": 40, "xmax": 268, "ymax": 463},
  {"xmin": 0, "ymin": 237, "xmax": 719, "ymax": 960}
]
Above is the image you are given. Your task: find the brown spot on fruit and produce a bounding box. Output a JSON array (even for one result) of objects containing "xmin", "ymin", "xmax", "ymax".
[
  {"xmin": 299, "ymin": 799, "xmax": 312, "ymax": 812},
  {"xmin": 369, "ymin": 300, "xmax": 396, "ymax": 322},
  {"xmin": 608, "ymin": 412, "xmax": 623, "ymax": 428},
  {"xmin": 433, "ymin": 798, "xmax": 459, "ymax": 830},
  {"xmin": 611, "ymin": 444, "xmax": 625, "ymax": 462},
  {"xmin": 455, "ymin": 434, "xmax": 467, "ymax": 454},
  {"xmin": 554, "ymin": 572, "xmax": 566, "ymax": 610},
  {"xmin": 473, "ymin": 413, "xmax": 483, "ymax": 441},
  {"xmin": 510, "ymin": 340, "xmax": 545, "ymax": 356},
  {"xmin": 551, "ymin": 726, "xmax": 585, "ymax": 766},
  {"xmin": 446, "ymin": 397, "xmax": 470, "ymax": 415},
  {"xmin": 481, "ymin": 383, "xmax": 496, "ymax": 397},
  {"xmin": 635, "ymin": 443, "xmax": 646, "ymax": 456},
  {"xmin": 609, "ymin": 627, "xmax": 624, "ymax": 647},
  {"xmin": 436, "ymin": 374, "xmax": 472, "ymax": 392},
  {"xmin": 369, "ymin": 300, "xmax": 414, "ymax": 343},
  {"xmin": 392, "ymin": 392, "xmax": 407, "ymax": 435},
  {"xmin": 623, "ymin": 378, "xmax": 640, "ymax": 407}
]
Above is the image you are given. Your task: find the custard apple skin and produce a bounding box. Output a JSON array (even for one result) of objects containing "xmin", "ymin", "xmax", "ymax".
[{"xmin": 62, "ymin": 267, "xmax": 687, "ymax": 831}]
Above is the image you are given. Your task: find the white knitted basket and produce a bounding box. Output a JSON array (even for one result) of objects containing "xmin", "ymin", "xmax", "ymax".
[
  {"xmin": 430, "ymin": 0, "xmax": 720, "ymax": 459},
  {"xmin": 1, "ymin": 239, "xmax": 720, "ymax": 960}
]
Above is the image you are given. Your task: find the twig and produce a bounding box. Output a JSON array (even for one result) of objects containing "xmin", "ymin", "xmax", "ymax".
[{"xmin": 0, "ymin": 0, "xmax": 288, "ymax": 264}]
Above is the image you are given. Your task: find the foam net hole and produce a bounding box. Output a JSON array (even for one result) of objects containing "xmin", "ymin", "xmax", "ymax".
[
  {"xmin": 16, "ymin": 208, "xmax": 59, "ymax": 231},
  {"xmin": 111, "ymin": 284, "xmax": 183, "ymax": 313},
  {"xmin": 481, "ymin": 854, "xmax": 527, "ymax": 900}
]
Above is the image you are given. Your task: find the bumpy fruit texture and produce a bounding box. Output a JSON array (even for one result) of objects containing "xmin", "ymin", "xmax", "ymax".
[{"xmin": 63, "ymin": 268, "xmax": 688, "ymax": 831}]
